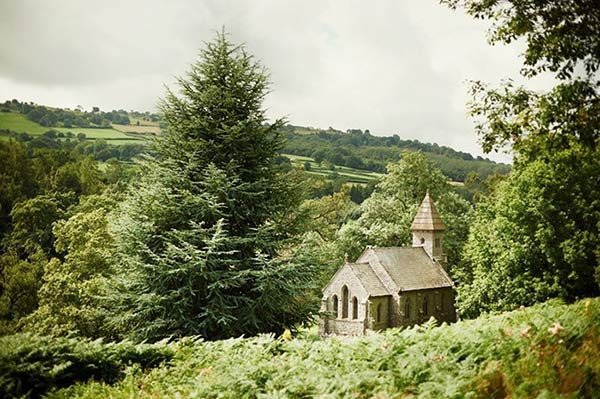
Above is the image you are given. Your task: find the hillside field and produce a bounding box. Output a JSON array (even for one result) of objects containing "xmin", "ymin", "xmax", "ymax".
[
  {"xmin": 0, "ymin": 116, "xmax": 380, "ymax": 183},
  {"xmin": 0, "ymin": 112, "xmax": 387, "ymax": 183},
  {"xmin": 0, "ymin": 112, "xmax": 49, "ymax": 134},
  {"xmin": 112, "ymin": 121, "xmax": 160, "ymax": 134},
  {"xmin": 2, "ymin": 298, "xmax": 597, "ymax": 398},
  {"xmin": 0, "ymin": 112, "xmax": 149, "ymax": 142},
  {"xmin": 284, "ymin": 153, "xmax": 382, "ymax": 184}
]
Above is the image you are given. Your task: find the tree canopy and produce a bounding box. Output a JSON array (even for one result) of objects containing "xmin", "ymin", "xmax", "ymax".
[
  {"xmin": 442, "ymin": 0, "xmax": 600, "ymax": 80},
  {"xmin": 336, "ymin": 151, "xmax": 472, "ymax": 269},
  {"xmin": 455, "ymin": 146, "xmax": 600, "ymax": 317},
  {"xmin": 446, "ymin": 0, "xmax": 600, "ymax": 316}
]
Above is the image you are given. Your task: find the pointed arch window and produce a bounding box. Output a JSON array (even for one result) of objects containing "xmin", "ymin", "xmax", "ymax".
[
  {"xmin": 332, "ymin": 295, "xmax": 338, "ymax": 317},
  {"xmin": 376, "ymin": 303, "xmax": 382, "ymax": 322},
  {"xmin": 404, "ymin": 298, "xmax": 411, "ymax": 319},
  {"xmin": 341, "ymin": 285, "xmax": 349, "ymax": 319},
  {"xmin": 422, "ymin": 296, "xmax": 428, "ymax": 315},
  {"xmin": 352, "ymin": 297, "xmax": 358, "ymax": 319}
]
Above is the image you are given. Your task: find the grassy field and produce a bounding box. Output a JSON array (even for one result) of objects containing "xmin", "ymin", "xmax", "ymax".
[
  {"xmin": 3, "ymin": 298, "xmax": 597, "ymax": 398},
  {"xmin": 112, "ymin": 123, "xmax": 160, "ymax": 135},
  {"xmin": 104, "ymin": 138, "xmax": 149, "ymax": 145},
  {"xmin": 54, "ymin": 127, "xmax": 134, "ymax": 140},
  {"xmin": 0, "ymin": 112, "xmax": 148, "ymax": 142},
  {"xmin": 283, "ymin": 153, "xmax": 382, "ymax": 184},
  {"xmin": 0, "ymin": 112, "xmax": 50, "ymax": 134}
]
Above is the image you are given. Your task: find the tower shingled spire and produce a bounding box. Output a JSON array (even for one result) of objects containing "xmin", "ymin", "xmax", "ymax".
[
  {"xmin": 411, "ymin": 191, "xmax": 446, "ymax": 263},
  {"xmin": 411, "ymin": 191, "xmax": 445, "ymax": 231}
]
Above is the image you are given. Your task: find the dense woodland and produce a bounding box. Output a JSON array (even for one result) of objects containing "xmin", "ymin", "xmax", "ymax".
[{"xmin": 0, "ymin": 0, "xmax": 598, "ymax": 396}]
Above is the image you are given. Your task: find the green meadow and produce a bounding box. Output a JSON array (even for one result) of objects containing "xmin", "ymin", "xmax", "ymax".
[
  {"xmin": 0, "ymin": 112, "xmax": 49, "ymax": 134},
  {"xmin": 0, "ymin": 112, "xmax": 148, "ymax": 142},
  {"xmin": 283, "ymin": 153, "xmax": 382, "ymax": 184}
]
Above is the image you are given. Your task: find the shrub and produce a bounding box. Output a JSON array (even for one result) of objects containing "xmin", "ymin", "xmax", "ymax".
[
  {"xmin": 0, "ymin": 334, "xmax": 173, "ymax": 398},
  {"xmin": 51, "ymin": 298, "xmax": 599, "ymax": 398}
]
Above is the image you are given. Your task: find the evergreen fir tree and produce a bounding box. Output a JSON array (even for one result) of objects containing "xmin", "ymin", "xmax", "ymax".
[{"xmin": 109, "ymin": 32, "xmax": 317, "ymax": 342}]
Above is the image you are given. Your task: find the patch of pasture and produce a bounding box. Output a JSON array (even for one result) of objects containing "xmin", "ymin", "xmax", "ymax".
[
  {"xmin": 282, "ymin": 153, "xmax": 379, "ymax": 183},
  {"xmin": 0, "ymin": 112, "xmax": 49, "ymax": 134},
  {"xmin": 112, "ymin": 124, "xmax": 160, "ymax": 134}
]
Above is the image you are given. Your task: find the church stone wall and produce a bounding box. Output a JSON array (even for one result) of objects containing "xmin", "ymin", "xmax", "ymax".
[
  {"xmin": 368, "ymin": 296, "xmax": 391, "ymax": 331},
  {"xmin": 325, "ymin": 319, "xmax": 366, "ymax": 336},
  {"xmin": 397, "ymin": 287, "xmax": 456, "ymax": 328},
  {"xmin": 320, "ymin": 286, "xmax": 456, "ymax": 336},
  {"xmin": 320, "ymin": 265, "xmax": 371, "ymax": 336},
  {"xmin": 322, "ymin": 265, "xmax": 368, "ymax": 319}
]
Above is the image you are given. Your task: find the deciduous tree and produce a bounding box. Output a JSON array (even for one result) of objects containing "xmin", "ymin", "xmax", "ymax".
[
  {"xmin": 336, "ymin": 151, "xmax": 472, "ymax": 269},
  {"xmin": 445, "ymin": 0, "xmax": 600, "ymax": 316},
  {"xmin": 455, "ymin": 146, "xmax": 600, "ymax": 317}
]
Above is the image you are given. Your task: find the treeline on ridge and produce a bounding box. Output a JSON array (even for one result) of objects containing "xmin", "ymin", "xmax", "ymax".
[{"xmin": 282, "ymin": 125, "xmax": 511, "ymax": 181}]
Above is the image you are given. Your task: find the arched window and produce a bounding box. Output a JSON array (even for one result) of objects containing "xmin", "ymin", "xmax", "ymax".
[
  {"xmin": 332, "ymin": 295, "xmax": 338, "ymax": 317},
  {"xmin": 420, "ymin": 237, "xmax": 425, "ymax": 245},
  {"xmin": 422, "ymin": 296, "xmax": 428, "ymax": 315},
  {"xmin": 376, "ymin": 303, "xmax": 382, "ymax": 322},
  {"xmin": 341, "ymin": 285, "xmax": 349, "ymax": 319},
  {"xmin": 404, "ymin": 298, "xmax": 411, "ymax": 319},
  {"xmin": 352, "ymin": 297, "xmax": 358, "ymax": 319}
]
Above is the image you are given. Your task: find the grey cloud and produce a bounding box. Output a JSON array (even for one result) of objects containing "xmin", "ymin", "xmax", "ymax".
[{"xmin": 0, "ymin": 0, "xmax": 213, "ymax": 85}]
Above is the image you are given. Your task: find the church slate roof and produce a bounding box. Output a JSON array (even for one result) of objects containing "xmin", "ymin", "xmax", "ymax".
[
  {"xmin": 410, "ymin": 191, "xmax": 445, "ymax": 231},
  {"xmin": 357, "ymin": 247, "xmax": 453, "ymax": 292},
  {"xmin": 347, "ymin": 262, "xmax": 390, "ymax": 297}
]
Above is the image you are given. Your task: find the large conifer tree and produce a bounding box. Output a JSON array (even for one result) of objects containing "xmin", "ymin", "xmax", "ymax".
[{"xmin": 109, "ymin": 32, "xmax": 317, "ymax": 342}]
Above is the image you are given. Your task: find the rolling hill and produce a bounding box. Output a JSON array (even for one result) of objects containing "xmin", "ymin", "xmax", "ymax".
[{"xmin": 0, "ymin": 100, "xmax": 510, "ymax": 183}]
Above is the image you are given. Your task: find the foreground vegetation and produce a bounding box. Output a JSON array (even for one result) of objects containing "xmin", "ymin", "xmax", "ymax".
[
  {"xmin": 0, "ymin": 334, "xmax": 173, "ymax": 398},
  {"xmin": 2, "ymin": 298, "xmax": 596, "ymax": 398}
]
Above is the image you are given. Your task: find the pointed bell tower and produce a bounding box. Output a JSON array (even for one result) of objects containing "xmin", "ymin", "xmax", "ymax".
[{"xmin": 411, "ymin": 191, "xmax": 445, "ymax": 263}]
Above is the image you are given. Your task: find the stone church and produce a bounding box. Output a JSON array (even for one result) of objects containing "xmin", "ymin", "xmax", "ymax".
[{"xmin": 319, "ymin": 192, "xmax": 456, "ymax": 336}]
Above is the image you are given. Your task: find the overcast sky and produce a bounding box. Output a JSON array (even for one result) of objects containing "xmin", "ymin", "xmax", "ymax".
[{"xmin": 0, "ymin": 0, "xmax": 556, "ymax": 162}]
